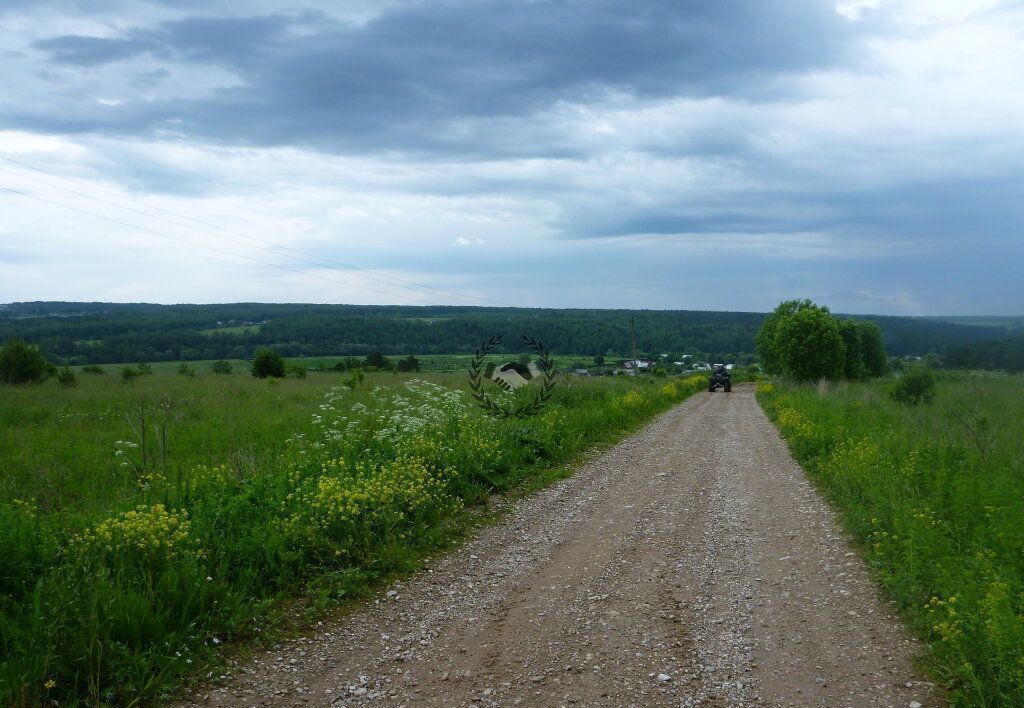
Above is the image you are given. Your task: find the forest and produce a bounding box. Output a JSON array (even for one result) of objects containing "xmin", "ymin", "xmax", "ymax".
[
  {"xmin": 1, "ymin": 301, "xmax": 1019, "ymax": 366},
  {"xmin": 944, "ymin": 333, "xmax": 1024, "ymax": 372}
]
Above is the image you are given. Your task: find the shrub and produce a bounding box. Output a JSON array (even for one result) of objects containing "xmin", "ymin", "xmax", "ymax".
[
  {"xmin": 890, "ymin": 365, "xmax": 936, "ymax": 405},
  {"xmin": 56, "ymin": 366, "xmax": 77, "ymax": 387},
  {"xmin": 177, "ymin": 362, "xmax": 195, "ymax": 377},
  {"xmin": 364, "ymin": 352, "xmax": 392, "ymax": 371},
  {"xmin": 211, "ymin": 360, "xmax": 233, "ymax": 374},
  {"xmin": 82, "ymin": 364, "xmax": 105, "ymax": 375},
  {"xmin": 289, "ymin": 364, "xmax": 307, "ymax": 379},
  {"xmin": 136, "ymin": 363, "xmax": 153, "ymax": 375},
  {"xmin": 251, "ymin": 347, "xmax": 286, "ymax": 378},
  {"xmin": 121, "ymin": 366, "xmax": 138, "ymax": 384},
  {"xmin": 0, "ymin": 339, "xmax": 49, "ymax": 385},
  {"xmin": 396, "ymin": 355, "xmax": 421, "ymax": 372}
]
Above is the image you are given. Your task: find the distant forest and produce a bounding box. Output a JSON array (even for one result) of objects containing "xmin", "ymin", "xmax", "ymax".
[
  {"xmin": 945, "ymin": 333, "xmax": 1024, "ymax": 372},
  {"xmin": 1, "ymin": 302, "xmax": 1021, "ymax": 366}
]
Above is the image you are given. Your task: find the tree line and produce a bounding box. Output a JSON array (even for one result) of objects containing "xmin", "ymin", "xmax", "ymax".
[{"xmin": 0, "ymin": 301, "xmax": 1015, "ymax": 366}]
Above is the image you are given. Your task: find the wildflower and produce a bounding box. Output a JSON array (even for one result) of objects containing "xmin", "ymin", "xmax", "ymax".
[{"xmin": 44, "ymin": 680, "xmax": 56, "ymax": 690}]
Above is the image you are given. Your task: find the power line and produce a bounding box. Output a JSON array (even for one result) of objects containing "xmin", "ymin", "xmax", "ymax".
[
  {"xmin": 0, "ymin": 153, "xmax": 509, "ymax": 308},
  {"xmin": 0, "ymin": 184, "xmax": 447, "ymax": 304}
]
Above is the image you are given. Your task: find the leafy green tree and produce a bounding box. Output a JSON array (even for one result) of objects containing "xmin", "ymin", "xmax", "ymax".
[
  {"xmin": 838, "ymin": 319, "xmax": 868, "ymax": 381},
  {"xmin": 0, "ymin": 339, "xmax": 49, "ymax": 384},
  {"xmin": 857, "ymin": 321, "xmax": 888, "ymax": 377},
  {"xmin": 594, "ymin": 355, "xmax": 605, "ymax": 367},
  {"xmin": 251, "ymin": 347, "xmax": 286, "ymax": 378},
  {"xmin": 775, "ymin": 306, "xmax": 846, "ymax": 382},
  {"xmin": 755, "ymin": 300, "xmax": 815, "ymax": 374}
]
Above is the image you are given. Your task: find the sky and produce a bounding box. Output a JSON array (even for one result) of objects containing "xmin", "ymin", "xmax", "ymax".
[{"xmin": 0, "ymin": 0, "xmax": 1022, "ymax": 314}]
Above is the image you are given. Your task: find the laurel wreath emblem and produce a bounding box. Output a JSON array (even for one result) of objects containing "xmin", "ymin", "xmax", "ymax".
[{"xmin": 467, "ymin": 334, "xmax": 557, "ymax": 418}]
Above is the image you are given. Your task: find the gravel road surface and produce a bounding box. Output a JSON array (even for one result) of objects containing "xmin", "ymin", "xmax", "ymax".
[{"xmin": 182, "ymin": 383, "xmax": 940, "ymax": 707}]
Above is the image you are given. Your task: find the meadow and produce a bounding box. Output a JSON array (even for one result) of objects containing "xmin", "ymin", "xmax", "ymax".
[
  {"xmin": 758, "ymin": 374, "xmax": 1024, "ymax": 706},
  {"xmin": 0, "ymin": 364, "xmax": 707, "ymax": 706}
]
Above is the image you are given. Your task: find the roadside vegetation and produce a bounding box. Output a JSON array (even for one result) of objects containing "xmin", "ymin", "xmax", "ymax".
[
  {"xmin": 0, "ymin": 363, "xmax": 708, "ymax": 706},
  {"xmin": 758, "ymin": 374, "xmax": 1024, "ymax": 706}
]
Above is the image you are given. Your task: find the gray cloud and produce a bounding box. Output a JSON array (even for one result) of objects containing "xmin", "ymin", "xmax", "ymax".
[{"xmin": 18, "ymin": 1, "xmax": 855, "ymax": 154}]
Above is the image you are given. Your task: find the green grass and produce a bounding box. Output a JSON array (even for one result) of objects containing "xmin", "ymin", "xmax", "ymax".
[
  {"xmin": 757, "ymin": 374, "xmax": 1024, "ymax": 706},
  {"xmin": 1, "ymin": 367, "xmax": 707, "ymax": 706}
]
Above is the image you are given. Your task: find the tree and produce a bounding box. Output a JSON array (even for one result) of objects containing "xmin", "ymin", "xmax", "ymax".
[
  {"xmin": 211, "ymin": 360, "xmax": 233, "ymax": 374},
  {"xmin": 594, "ymin": 355, "xmax": 605, "ymax": 367},
  {"xmin": 838, "ymin": 319, "xmax": 868, "ymax": 381},
  {"xmin": 857, "ymin": 321, "xmax": 888, "ymax": 377},
  {"xmin": 755, "ymin": 299, "xmax": 815, "ymax": 374},
  {"xmin": 0, "ymin": 339, "xmax": 49, "ymax": 384},
  {"xmin": 774, "ymin": 306, "xmax": 846, "ymax": 382},
  {"xmin": 251, "ymin": 347, "xmax": 286, "ymax": 378}
]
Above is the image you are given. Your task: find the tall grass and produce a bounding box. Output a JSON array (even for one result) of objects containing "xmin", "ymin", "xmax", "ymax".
[
  {"xmin": 758, "ymin": 374, "xmax": 1024, "ymax": 706},
  {"xmin": 1, "ymin": 368, "xmax": 707, "ymax": 705}
]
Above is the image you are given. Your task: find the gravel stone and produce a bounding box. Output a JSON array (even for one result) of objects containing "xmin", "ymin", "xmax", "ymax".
[{"xmin": 178, "ymin": 384, "xmax": 943, "ymax": 707}]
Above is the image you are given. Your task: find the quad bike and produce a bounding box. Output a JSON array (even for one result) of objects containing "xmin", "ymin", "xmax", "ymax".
[{"xmin": 708, "ymin": 365, "xmax": 731, "ymax": 392}]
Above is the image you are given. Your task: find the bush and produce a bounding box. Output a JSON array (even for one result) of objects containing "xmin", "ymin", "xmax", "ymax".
[
  {"xmin": 211, "ymin": 360, "xmax": 233, "ymax": 375},
  {"xmin": 289, "ymin": 364, "xmax": 307, "ymax": 379},
  {"xmin": 56, "ymin": 366, "xmax": 77, "ymax": 387},
  {"xmin": 121, "ymin": 366, "xmax": 139, "ymax": 383},
  {"xmin": 136, "ymin": 363, "xmax": 153, "ymax": 376},
  {"xmin": 396, "ymin": 355, "xmax": 421, "ymax": 372},
  {"xmin": 0, "ymin": 339, "xmax": 50, "ymax": 385},
  {"xmin": 364, "ymin": 352, "xmax": 392, "ymax": 371},
  {"xmin": 251, "ymin": 347, "xmax": 286, "ymax": 378},
  {"xmin": 890, "ymin": 365, "xmax": 936, "ymax": 405},
  {"xmin": 82, "ymin": 364, "xmax": 105, "ymax": 375},
  {"xmin": 177, "ymin": 362, "xmax": 195, "ymax": 377}
]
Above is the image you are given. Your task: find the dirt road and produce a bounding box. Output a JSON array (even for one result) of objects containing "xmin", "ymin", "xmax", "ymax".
[{"xmin": 184, "ymin": 384, "xmax": 939, "ymax": 707}]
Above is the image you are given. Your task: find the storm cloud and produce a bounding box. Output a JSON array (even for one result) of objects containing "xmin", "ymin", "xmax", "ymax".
[{"xmin": 0, "ymin": 0, "xmax": 1021, "ymax": 313}]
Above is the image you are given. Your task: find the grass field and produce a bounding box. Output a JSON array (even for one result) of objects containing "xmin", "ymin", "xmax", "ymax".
[
  {"xmin": 0, "ymin": 364, "xmax": 707, "ymax": 706},
  {"xmin": 64, "ymin": 354, "xmax": 606, "ymax": 376},
  {"xmin": 758, "ymin": 374, "xmax": 1024, "ymax": 706}
]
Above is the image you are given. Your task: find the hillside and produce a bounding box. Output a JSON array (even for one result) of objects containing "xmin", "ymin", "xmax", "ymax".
[{"xmin": 0, "ymin": 301, "xmax": 1017, "ymax": 366}]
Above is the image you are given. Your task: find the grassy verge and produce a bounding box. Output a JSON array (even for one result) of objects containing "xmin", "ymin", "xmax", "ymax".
[
  {"xmin": 1, "ymin": 370, "xmax": 706, "ymax": 705},
  {"xmin": 757, "ymin": 375, "xmax": 1024, "ymax": 706}
]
